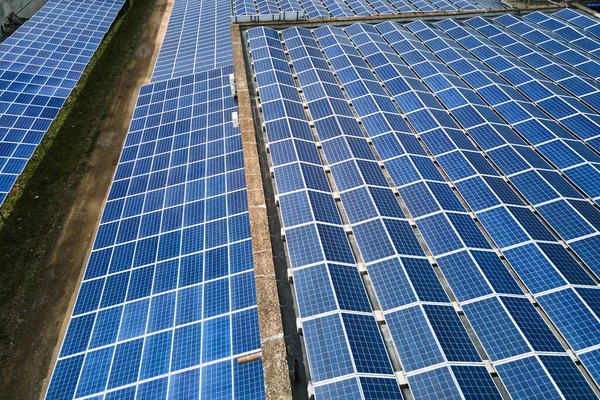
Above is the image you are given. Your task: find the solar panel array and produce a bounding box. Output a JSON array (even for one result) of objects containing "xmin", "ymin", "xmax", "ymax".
[
  {"xmin": 247, "ymin": 9, "xmax": 600, "ymax": 398},
  {"xmin": 234, "ymin": 0, "xmax": 503, "ymax": 19},
  {"xmin": 150, "ymin": 0, "xmax": 233, "ymax": 82},
  {"xmin": 45, "ymin": 65, "xmax": 266, "ymax": 399},
  {"xmin": 33, "ymin": 0, "xmax": 600, "ymax": 398},
  {"xmin": 0, "ymin": 0, "xmax": 125, "ymax": 205}
]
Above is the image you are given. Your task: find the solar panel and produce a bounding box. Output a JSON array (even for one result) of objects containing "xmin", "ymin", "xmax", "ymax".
[
  {"xmin": 0, "ymin": 0, "xmax": 125, "ymax": 205},
  {"xmin": 150, "ymin": 0, "xmax": 233, "ymax": 82},
  {"xmin": 469, "ymin": 16, "xmax": 600, "ymax": 147},
  {"xmin": 332, "ymin": 22, "xmax": 598, "ymax": 396},
  {"xmin": 554, "ymin": 8, "xmax": 600, "ymax": 41},
  {"xmin": 378, "ymin": 19, "xmax": 600, "ymax": 390},
  {"xmin": 250, "ymin": 24, "xmax": 498, "ymax": 398},
  {"xmin": 247, "ymin": 19, "xmax": 600, "ymax": 398},
  {"xmin": 45, "ymin": 66, "xmax": 265, "ymax": 400}
]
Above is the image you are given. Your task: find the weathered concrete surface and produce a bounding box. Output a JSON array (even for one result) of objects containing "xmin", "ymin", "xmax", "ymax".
[{"xmin": 231, "ymin": 23, "xmax": 293, "ymax": 400}]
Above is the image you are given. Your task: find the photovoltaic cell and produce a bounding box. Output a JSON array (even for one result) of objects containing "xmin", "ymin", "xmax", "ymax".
[
  {"xmin": 250, "ymin": 24, "xmax": 499, "ymax": 399},
  {"xmin": 247, "ymin": 26, "xmax": 401, "ymax": 397},
  {"xmin": 38, "ymin": 2, "xmax": 600, "ymax": 399}
]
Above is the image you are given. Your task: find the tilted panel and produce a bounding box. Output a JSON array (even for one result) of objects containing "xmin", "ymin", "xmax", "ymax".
[
  {"xmin": 247, "ymin": 26, "xmax": 401, "ymax": 398},
  {"xmin": 426, "ymin": 18, "xmax": 600, "ymax": 281},
  {"xmin": 232, "ymin": 0, "xmax": 503, "ymax": 19},
  {"xmin": 339, "ymin": 22, "xmax": 595, "ymax": 399},
  {"xmin": 445, "ymin": 17, "xmax": 600, "ymax": 203},
  {"xmin": 554, "ymin": 8, "xmax": 600, "ymax": 41},
  {"xmin": 283, "ymin": 25, "xmax": 499, "ymax": 398}
]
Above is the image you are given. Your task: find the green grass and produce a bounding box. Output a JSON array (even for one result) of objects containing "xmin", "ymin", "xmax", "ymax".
[{"xmin": 0, "ymin": 0, "xmax": 157, "ymax": 367}]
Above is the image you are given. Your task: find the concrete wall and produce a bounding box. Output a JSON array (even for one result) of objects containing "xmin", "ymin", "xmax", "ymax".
[{"xmin": 1, "ymin": 0, "xmax": 47, "ymax": 29}]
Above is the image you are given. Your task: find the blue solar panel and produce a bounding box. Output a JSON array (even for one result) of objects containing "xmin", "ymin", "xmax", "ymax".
[
  {"xmin": 248, "ymin": 26, "xmax": 402, "ymax": 396},
  {"xmin": 313, "ymin": 377, "xmax": 364, "ymax": 399},
  {"xmin": 45, "ymin": 66, "xmax": 265, "ymax": 399},
  {"xmin": 495, "ymin": 356, "xmax": 567, "ymax": 399},
  {"xmin": 526, "ymin": 12, "xmax": 600, "ymax": 63},
  {"xmin": 150, "ymin": 0, "xmax": 233, "ymax": 82},
  {"xmin": 278, "ymin": 27, "xmax": 501, "ymax": 396},
  {"xmin": 448, "ymin": 17, "xmax": 600, "ymax": 200},
  {"xmin": 451, "ymin": 365, "xmax": 504, "ymax": 399},
  {"xmin": 0, "ymin": 0, "xmax": 125, "ymax": 205},
  {"xmin": 251, "ymin": 24, "xmax": 496, "ymax": 398},
  {"xmin": 554, "ymin": 8, "xmax": 600, "ymax": 41},
  {"xmin": 462, "ymin": 297, "xmax": 533, "ymax": 361},
  {"xmin": 408, "ymin": 366, "xmax": 464, "ymax": 399},
  {"xmin": 420, "ymin": 18, "xmax": 600, "ymax": 282}
]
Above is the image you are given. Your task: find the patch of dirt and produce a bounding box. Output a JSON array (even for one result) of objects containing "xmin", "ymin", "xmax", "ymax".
[
  {"xmin": 0, "ymin": 0, "xmax": 173, "ymax": 398},
  {"xmin": 95, "ymin": 130, "xmax": 119, "ymax": 149}
]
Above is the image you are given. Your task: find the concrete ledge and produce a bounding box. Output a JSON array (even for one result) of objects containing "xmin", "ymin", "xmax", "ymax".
[
  {"xmin": 231, "ymin": 23, "xmax": 293, "ymax": 400},
  {"xmin": 261, "ymin": 336, "xmax": 293, "ymax": 399}
]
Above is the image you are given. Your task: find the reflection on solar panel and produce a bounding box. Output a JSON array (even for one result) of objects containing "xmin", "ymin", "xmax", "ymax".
[
  {"xmin": 150, "ymin": 0, "xmax": 233, "ymax": 82},
  {"xmin": 0, "ymin": 0, "xmax": 125, "ymax": 205},
  {"xmin": 432, "ymin": 17, "xmax": 600, "ymax": 275},
  {"xmin": 247, "ymin": 11, "xmax": 600, "ymax": 397},
  {"xmin": 234, "ymin": 0, "xmax": 503, "ymax": 19},
  {"xmin": 45, "ymin": 66, "xmax": 265, "ymax": 400},
  {"xmin": 554, "ymin": 8, "xmax": 600, "ymax": 41}
]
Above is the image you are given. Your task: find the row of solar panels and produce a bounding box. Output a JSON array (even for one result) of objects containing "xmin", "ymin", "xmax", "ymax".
[
  {"xmin": 0, "ymin": 0, "xmax": 126, "ymax": 205},
  {"xmin": 46, "ymin": 64, "xmax": 267, "ymax": 400},
  {"xmin": 234, "ymin": 0, "xmax": 499, "ymax": 19},
  {"xmin": 150, "ymin": 0, "xmax": 233, "ymax": 82},
  {"xmin": 39, "ymin": 0, "xmax": 274, "ymax": 396},
  {"xmin": 247, "ymin": 9, "xmax": 600, "ymax": 399}
]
